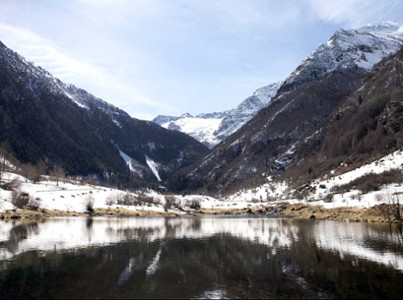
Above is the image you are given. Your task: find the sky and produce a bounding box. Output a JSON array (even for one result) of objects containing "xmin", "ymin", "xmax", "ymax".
[{"xmin": 1, "ymin": 0, "xmax": 403, "ymax": 120}]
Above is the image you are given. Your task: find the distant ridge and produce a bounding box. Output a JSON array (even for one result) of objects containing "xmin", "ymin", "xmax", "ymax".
[{"xmin": 153, "ymin": 82, "xmax": 282, "ymax": 148}]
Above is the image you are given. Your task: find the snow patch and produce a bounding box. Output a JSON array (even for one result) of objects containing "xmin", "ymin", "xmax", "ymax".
[
  {"xmin": 112, "ymin": 119, "xmax": 122, "ymax": 128},
  {"xmin": 119, "ymin": 149, "xmax": 144, "ymax": 178},
  {"xmin": 119, "ymin": 150, "xmax": 135, "ymax": 172},
  {"xmin": 146, "ymin": 248, "xmax": 162, "ymax": 276},
  {"xmin": 145, "ymin": 155, "xmax": 161, "ymax": 181},
  {"xmin": 161, "ymin": 117, "xmax": 223, "ymax": 148},
  {"xmin": 64, "ymin": 91, "xmax": 89, "ymax": 109}
]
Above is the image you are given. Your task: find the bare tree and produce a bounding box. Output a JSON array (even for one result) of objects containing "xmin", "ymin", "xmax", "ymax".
[
  {"xmin": 20, "ymin": 163, "xmax": 37, "ymax": 182},
  {"xmin": 20, "ymin": 162, "xmax": 45, "ymax": 183},
  {"xmin": 391, "ymin": 191, "xmax": 402, "ymax": 223},
  {"xmin": 50, "ymin": 166, "xmax": 65, "ymax": 186},
  {"xmin": 83, "ymin": 195, "xmax": 95, "ymax": 213},
  {"xmin": 164, "ymin": 195, "xmax": 176, "ymax": 212},
  {"xmin": 0, "ymin": 153, "xmax": 5, "ymax": 181},
  {"xmin": 378, "ymin": 191, "xmax": 403, "ymax": 223},
  {"xmin": 0, "ymin": 143, "xmax": 9, "ymax": 180}
]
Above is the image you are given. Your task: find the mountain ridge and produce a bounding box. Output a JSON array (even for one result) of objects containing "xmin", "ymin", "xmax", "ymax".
[{"xmin": 0, "ymin": 40, "xmax": 208, "ymax": 189}]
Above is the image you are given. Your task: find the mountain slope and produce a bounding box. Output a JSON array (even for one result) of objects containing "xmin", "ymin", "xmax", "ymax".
[
  {"xmin": 287, "ymin": 45, "xmax": 403, "ymax": 186},
  {"xmin": 0, "ymin": 41, "xmax": 208, "ymax": 189},
  {"xmin": 169, "ymin": 22, "xmax": 403, "ymax": 195},
  {"xmin": 153, "ymin": 82, "xmax": 281, "ymax": 148}
]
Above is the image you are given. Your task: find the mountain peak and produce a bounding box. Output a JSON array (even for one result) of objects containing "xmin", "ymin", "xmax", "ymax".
[
  {"xmin": 252, "ymin": 81, "xmax": 283, "ymax": 104},
  {"xmin": 153, "ymin": 81, "xmax": 282, "ymax": 148},
  {"xmin": 180, "ymin": 113, "xmax": 193, "ymax": 118},
  {"xmin": 283, "ymin": 22, "xmax": 403, "ymax": 91}
]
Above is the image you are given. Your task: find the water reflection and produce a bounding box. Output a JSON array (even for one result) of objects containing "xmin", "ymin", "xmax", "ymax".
[
  {"xmin": 118, "ymin": 252, "xmax": 149, "ymax": 286},
  {"xmin": 0, "ymin": 217, "xmax": 300, "ymax": 260},
  {"xmin": 312, "ymin": 221, "xmax": 403, "ymax": 270},
  {"xmin": 1, "ymin": 222, "xmax": 39, "ymax": 254},
  {"xmin": 0, "ymin": 217, "xmax": 402, "ymax": 299}
]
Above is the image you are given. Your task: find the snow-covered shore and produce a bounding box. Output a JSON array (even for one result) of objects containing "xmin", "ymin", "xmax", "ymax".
[
  {"xmin": 0, "ymin": 171, "xmax": 268, "ymax": 216},
  {"xmin": 0, "ymin": 150, "xmax": 401, "ymax": 221}
]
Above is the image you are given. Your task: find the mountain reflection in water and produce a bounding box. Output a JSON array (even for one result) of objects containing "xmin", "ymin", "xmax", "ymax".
[{"xmin": 0, "ymin": 217, "xmax": 402, "ymax": 299}]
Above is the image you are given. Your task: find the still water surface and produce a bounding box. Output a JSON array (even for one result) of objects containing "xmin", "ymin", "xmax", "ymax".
[{"xmin": 0, "ymin": 216, "xmax": 402, "ymax": 299}]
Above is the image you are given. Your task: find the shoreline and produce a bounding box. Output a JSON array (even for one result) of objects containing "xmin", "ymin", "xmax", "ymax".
[{"xmin": 0, "ymin": 203, "xmax": 401, "ymax": 223}]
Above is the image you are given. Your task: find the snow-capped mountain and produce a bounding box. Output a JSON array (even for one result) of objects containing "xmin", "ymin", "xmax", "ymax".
[
  {"xmin": 0, "ymin": 41, "xmax": 207, "ymax": 188},
  {"xmin": 282, "ymin": 21, "xmax": 403, "ymax": 91},
  {"xmin": 153, "ymin": 82, "xmax": 282, "ymax": 148},
  {"xmin": 170, "ymin": 22, "xmax": 403, "ymax": 195}
]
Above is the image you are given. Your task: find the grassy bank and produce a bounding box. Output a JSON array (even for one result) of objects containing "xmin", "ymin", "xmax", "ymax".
[
  {"xmin": 1, "ymin": 203, "xmax": 402, "ymax": 224},
  {"xmin": 278, "ymin": 203, "xmax": 402, "ymax": 223}
]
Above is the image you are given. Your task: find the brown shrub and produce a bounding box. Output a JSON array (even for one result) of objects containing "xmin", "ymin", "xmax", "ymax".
[
  {"xmin": 116, "ymin": 193, "xmax": 159, "ymax": 206},
  {"xmin": 116, "ymin": 193, "xmax": 137, "ymax": 206},
  {"xmin": 11, "ymin": 191, "xmax": 31, "ymax": 209},
  {"xmin": 187, "ymin": 199, "xmax": 201, "ymax": 210},
  {"xmin": 324, "ymin": 193, "xmax": 334, "ymax": 203}
]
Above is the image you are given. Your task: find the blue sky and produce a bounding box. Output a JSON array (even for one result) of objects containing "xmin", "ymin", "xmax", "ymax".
[{"xmin": 1, "ymin": 0, "xmax": 403, "ymax": 120}]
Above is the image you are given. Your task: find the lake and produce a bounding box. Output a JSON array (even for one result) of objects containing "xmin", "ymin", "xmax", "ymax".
[{"xmin": 0, "ymin": 216, "xmax": 402, "ymax": 299}]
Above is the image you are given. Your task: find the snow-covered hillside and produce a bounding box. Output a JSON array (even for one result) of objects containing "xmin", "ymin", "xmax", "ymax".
[
  {"xmin": 153, "ymin": 82, "xmax": 282, "ymax": 148},
  {"xmin": 226, "ymin": 150, "xmax": 403, "ymax": 210}
]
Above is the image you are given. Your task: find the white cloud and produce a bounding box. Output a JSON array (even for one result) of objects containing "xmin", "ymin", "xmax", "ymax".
[{"xmin": 306, "ymin": 0, "xmax": 403, "ymax": 27}]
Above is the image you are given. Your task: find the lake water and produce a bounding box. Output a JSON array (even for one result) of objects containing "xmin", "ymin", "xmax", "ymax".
[{"xmin": 0, "ymin": 216, "xmax": 402, "ymax": 299}]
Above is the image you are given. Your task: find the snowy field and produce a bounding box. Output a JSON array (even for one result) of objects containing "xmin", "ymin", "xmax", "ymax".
[{"xmin": 0, "ymin": 171, "xmax": 266, "ymax": 214}]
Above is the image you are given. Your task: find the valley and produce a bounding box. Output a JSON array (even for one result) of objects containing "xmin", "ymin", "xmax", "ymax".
[{"xmin": 0, "ymin": 22, "xmax": 402, "ymax": 222}]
